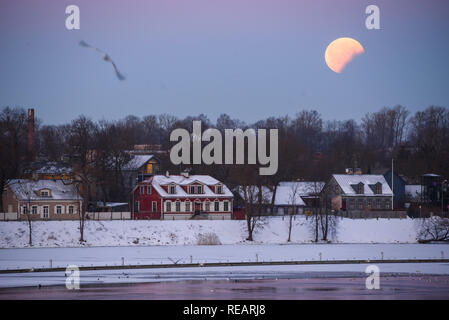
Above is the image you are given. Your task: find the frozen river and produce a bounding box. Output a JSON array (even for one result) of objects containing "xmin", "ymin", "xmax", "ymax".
[{"xmin": 0, "ymin": 243, "xmax": 448, "ymax": 270}]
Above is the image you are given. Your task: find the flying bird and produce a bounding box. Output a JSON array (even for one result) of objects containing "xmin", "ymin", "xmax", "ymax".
[{"xmin": 79, "ymin": 40, "xmax": 126, "ymax": 80}]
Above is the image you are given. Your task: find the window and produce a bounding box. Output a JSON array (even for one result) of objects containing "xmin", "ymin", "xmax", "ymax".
[
  {"xmin": 224, "ymin": 201, "xmax": 229, "ymax": 212},
  {"xmin": 56, "ymin": 206, "xmax": 62, "ymax": 214},
  {"xmin": 140, "ymin": 186, "xmax": 145, "ymax": 195},
  {"xmin": 376, "ymin": 199, "xmax": 381, "ymax": 209},
  {"xmin": 31, "ymin": 206, "xmax": 37, "ymax": 215},
  {"xmin": 205, "ymin": 201, "xmax": 210, "ymax": 211},
  {"xmin": 175, "ymin": 201, "xmax": 180, "ymax": 212},
  {"xmin": 185, "ymin": 202, "xmax": 191, "ymax": 212},
  {"xmin": 41, "ymin": 190, "xmax": 49, "ymax": 197},
  {"xmin": 216, "ymin": 185, "xmax": 222, "ymax": 194},
  {"xmin": 190, "ymin": 186, "xmax": 195, "ymax": 194},
  {"xmin": 367, "ymin": 199, "xmax": 372, "ymax": 208},
  {"xmin": 385, "ymin": 199, "xmax": 391, "ymax": 209},
  {"xmin": 214, "ymin": 201, "xmax": 219, "ymax": 212},
  {"xmin": 147, "ymin": 186, "xmax": 152, "ymax": 195},
  {"xmin": 166, "ymin": 201, "xmax": 171, "ymax": 212},
  {"xmin": 197, "ymin": 186, "xmax": 202, "ymax": 194},
  {"xmin": 169, "ymin": 185, "xmax": 176, "ymax": 194},
  {"xmin": 358, "ymin": 199, "xmax": 364, "ymax": 210},
  {"xmin": 68, "ymin": 206, "xmax": 74, "ymax": 214},
  {"xmin": 357, "ymin": 183, "xmax": 364, "ymax": 194},
  {"xmin": 349, "ymin": 199, "xmax": 355, "ymax": 210},
  {"xmin": 134, "ymin": 201, "xmax": 139, "ymax": 212},
  {"xmin": 152, "ymin": 201, "xmax": 157, "ymax": 212},
  {"xmin": 376, "ymin": 183, "xmax": 382, "ymax": 195},
  {"xmin": 43, "ymin": 206, "xmax": 49, "ymax": 218}
]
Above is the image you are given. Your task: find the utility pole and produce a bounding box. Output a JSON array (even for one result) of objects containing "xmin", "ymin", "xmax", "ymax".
[{"xmin": 391, "ymin": 158, "xmax": 394, "ymax": 211}]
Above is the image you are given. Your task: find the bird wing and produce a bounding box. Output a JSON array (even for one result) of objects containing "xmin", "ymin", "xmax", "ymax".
[{"xmin": 79, "ymin": 40, "xmax": 126, "ymax": 81}]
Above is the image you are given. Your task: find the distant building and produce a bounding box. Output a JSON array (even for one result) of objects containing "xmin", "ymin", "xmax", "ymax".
[
  {"xmin": 122, "ymin": 155, "xmax": 161, "ymax": 192},
  {"xmin": 235, "ymin": 181, "xmax": 324, "ymax": 216},
  {"xmin": 30, "ymin": 161, "xmax": 74, "ymax": 180},
  {"xmin": 323, "ymin": 173, "xmax": 393, "ymax": 212},
  {"xmin": 2, "ymin": 179, "xmax": 82, "ymax": 220},
  {"xmin": 131, "ymin": 173, "xmax": 233, "ymax": 220},
  {"xmin": 383, "ymin": 169, "xmax": 408, "ymax": 209}
]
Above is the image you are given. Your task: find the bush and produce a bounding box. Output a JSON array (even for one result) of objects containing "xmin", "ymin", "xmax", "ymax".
[{"xmin": 196, "ymin": 232, "xmax": 221, "ymax": 245}]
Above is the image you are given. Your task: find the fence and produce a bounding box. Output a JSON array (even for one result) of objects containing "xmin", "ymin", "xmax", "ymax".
[
  {"xmin": 0, "ymin": 212, "xmax": 131, "ymax": 221},
  {"xmin": 334, "ymin": 210, "xmax": 407, "ymax": 219}
]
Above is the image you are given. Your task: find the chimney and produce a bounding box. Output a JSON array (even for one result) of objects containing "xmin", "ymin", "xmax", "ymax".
[
  {"xmin": 165, "ymin": 171, "xmax": 170, "ymax": 178},
  {"xmin": 27, "ymin": 108, "xmax": 35, "ymax": 160}
]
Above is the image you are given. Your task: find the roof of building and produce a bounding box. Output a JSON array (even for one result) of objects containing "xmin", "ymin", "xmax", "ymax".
[
  {"xmin": 332, "ymin": 174, "xmax": 393, "ymax": 196},
  {"xmin": 405, "ymin": 185, "xmax": 422, "ymax": 200},
  {"xmin": 142, "ymin": 175, "xmax": 233, "ymax": 199},
  {"xmin": 7, "ymin": 179, "xmax": 80, "ymax": 201},
  {"xmin": 34, "ymin": 162, "xmax": 73, "ymax": 174},
  {"xmin": 236, "ymin": 182, "xmax": 324, "ymax": 207},
  {"xmin": 96, "ymin": 202, "xmax": 129, "ymax": 208},
  {"xmin": 122, "ymin": 155, "xmax": 156, "ymax": 171}
]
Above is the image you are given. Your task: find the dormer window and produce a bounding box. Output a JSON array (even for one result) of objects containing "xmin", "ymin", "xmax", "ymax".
[
  {"xmin": 197, "ymin": 185, "xmax": 202, "ymax": 194},
  {"xmin": 216, "ymin": 185, "xmax": 223, "ymax": 194},
  {"xmin": 375, "ymin": 183, "xmax": 382, "ymax": 195},
  {"xmin": 189, "ymin": 186, "xmax": 195, "ymax": 194},
  {"xmin": 40, "ymin": 190, "xmax": 50, "ymax": 197},
  {"xmin": 169, "ymin": 185, "xmax": 176, "ymax": 194},
  {"xmin": 353, "ymin": 182, "xmax": 365, "ymax": 194}
]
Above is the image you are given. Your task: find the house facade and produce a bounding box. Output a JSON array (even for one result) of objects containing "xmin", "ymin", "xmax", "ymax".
[
  {"xmin": 323, "ymin": 174, "xmax": 393, "ymax": 212},
  {"xmin": 122, "ymin": 154, "xmax": 161, "ymax": 192},
  {"xmin": 131, "ymin": 173, "xmax": 234, "ymax": 220},
  {"xmin": 2, "ymin": 179, "xmax": 82, "ymax": 220}
]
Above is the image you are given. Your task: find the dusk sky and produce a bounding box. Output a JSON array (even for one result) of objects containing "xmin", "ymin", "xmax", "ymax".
[{"xmin": 1, "ymin": 0, "xmax": 448, "ymax": 125}]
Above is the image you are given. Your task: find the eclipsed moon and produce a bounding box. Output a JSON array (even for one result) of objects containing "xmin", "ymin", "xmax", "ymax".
[{"xmin": 325, "ymin": 37, "xmax": 364, "ymax": 73}]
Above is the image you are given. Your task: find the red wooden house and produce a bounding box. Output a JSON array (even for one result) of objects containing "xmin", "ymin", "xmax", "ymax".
[{"xmin": 131, "ymin": 173, "xmax": 234, "ymax": 220}]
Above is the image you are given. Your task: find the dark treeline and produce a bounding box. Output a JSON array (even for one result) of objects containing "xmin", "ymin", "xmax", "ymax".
[{"xmin": 1, "ymin": 105, "xmax": 449, "ymax": 206}]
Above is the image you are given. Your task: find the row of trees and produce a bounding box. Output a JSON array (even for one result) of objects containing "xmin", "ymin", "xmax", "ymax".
[{"xmin": 1, "ymin": 105, "xmax": 449, "ymax": 243}]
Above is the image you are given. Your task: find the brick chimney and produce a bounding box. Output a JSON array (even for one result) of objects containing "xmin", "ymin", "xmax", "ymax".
[{"xmin": 27, "ymin": 108, "xmax": 35, "ymax": 159}]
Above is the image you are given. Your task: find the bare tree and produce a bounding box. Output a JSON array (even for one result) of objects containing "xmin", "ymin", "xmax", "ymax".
[
  {"xmin": 12, "ymin": 180, "xmax": 35, "ymax": 246},
  {"xmin": 417, "ymin": 216, "xmax": 449, "ymax": 243},
  {"xmin": 287, "ymin": 182, "xmax": 300, "ymax": 242},
  {"xmin": 0, "ymin": 107, "xmax": 28, "ymax": 211},
  {"xmin": 63, "ymin": 116, "xmax": 97, "ymax": 243}
]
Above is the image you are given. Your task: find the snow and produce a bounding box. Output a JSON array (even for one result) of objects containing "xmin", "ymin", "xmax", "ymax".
[
  {"xmin": 122, "ymin": 155, "xmax": 154, "ymax": 171},
  {"xmin": 1, "ymin": 243, "xmax": 448, "ymax": 270},
  {"xmin": 148, "ymin": 175, "xmax": 233, "ymax": 198},
  {"xmin": 405, "ymin": 185, "xmax": 422, "ymax": 201},
  {"xmin": 1, "ymin": 263, "xmax": 449, "ymax": 288},
  {"xmin": 333, "ymin": 174, "xmax": 393, "ymax": 196},
  {"xmin": 0, "ymin": 216, "xmax": 427, "ymax": 249},
  {"xmin": 7, "ymin": 179, "xmax": 80, "ymax": 200}
]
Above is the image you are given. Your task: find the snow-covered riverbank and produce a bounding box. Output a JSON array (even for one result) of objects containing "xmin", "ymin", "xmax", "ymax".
[{"xmin": 0, "ymin": 217, "xmax": 420, "ymax": 248}]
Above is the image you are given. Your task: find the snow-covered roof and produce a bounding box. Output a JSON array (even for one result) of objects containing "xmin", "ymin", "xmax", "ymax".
[
  {"xmin": 332, "ymin": 174, "xmax": 393, "ymax": 196},
  {"xmin": 272, "ymin": 185, "xmax": 306, "ymax": 206},
  {"xmin": 236, "ymin": 182, "xmax": 323, "ymax": 206},
  {"xmin": 405, "ymin": 185, "xmax": 422, "ymax": 200},
  {"xmin": 34, "ymin": 162, "xmax": 72, "ymax": 174},
  {"xmin": 145, "ymin": 175, "xmax": 233, "ymax": 199},
  {"xmin": 278, "ymin": 181, "xmax": 325, "ymax": 195},
  {"xmin": 122, "ymin": 155, "xmax": 155, "ymax": 171},
  {"xmin": 7, "ymin": 179, "xmax": 81, "ymax": 201},
  {"xmin": 96, "ymin": 202, "xmax": 129, "ymax": 208}
]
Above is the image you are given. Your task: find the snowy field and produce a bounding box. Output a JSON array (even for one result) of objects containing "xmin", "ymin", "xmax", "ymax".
[
  {"xmin": 0, "ymin": 243, "xmax": 448, "ymax": 270},
  {"xmin": 0, "ymin": 217, "xmax": 422, "ymax": 248}
]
